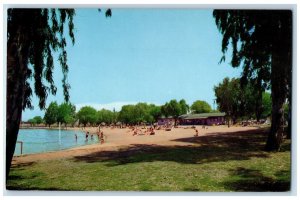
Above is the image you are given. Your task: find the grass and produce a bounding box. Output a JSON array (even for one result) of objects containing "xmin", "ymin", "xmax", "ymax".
[{"xmin": 6, "ymin": 128, "xmax": 291, "ymax": 191}]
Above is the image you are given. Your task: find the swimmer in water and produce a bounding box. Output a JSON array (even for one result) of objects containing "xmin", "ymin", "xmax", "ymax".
[{"xmin": 85, "ymin": 131, "xmax": 89, "ymax": 141}]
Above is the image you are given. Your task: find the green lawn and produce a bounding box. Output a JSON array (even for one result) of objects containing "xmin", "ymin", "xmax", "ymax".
[{"xmin": 7, "ymin": 128, "xmax": 291, "ymax": 191}]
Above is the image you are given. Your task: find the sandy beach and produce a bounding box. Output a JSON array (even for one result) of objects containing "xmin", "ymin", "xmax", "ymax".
[{"xmin": 12, "ymin": 125, "xmax": 260, "ymax": 165}]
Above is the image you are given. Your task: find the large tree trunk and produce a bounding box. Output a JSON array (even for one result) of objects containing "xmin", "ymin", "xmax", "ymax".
[
  {"xmin": 265, "ymin": 12, "xmax": 292, "ymax": 151},
  {"xmin": 6, "ymin": 37, "xmax": 28, "ymax": 180},
  {"xmin": 265, "ymin": 56, "xmax": 286, "ymax": 151},
  {"xmin": 265, "ymin": 87, "xmax": 285, "ymax": 151}
]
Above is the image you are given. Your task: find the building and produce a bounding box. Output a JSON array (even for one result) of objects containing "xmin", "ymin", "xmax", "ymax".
[
  {"xmin": 178, "ymin": 113, "xmax": 226, "ymax": 126},
  {"xmin": 157, "ymin": 116, "xmax": 175, "ymax": 126}
]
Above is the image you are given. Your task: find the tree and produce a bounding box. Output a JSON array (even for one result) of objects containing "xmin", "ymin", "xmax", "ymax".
[
  {"xmin": 27, "ymin": 118, "xmax": 36, "ymax": 126},
  {"xmin": 214, "ymin": 77, "xmax": 269, "ymax": 123},
  {"xmin": 160, "ymin": 104, "xmax": 169, "ymax": 118},
  {"xmin": 134, "ymin": 103, "xmax": 153, "ymax": 124},
  {"xmin": 44, "ymin": 102, "xmax": 59, "ymax": 127},
  {"xmin": 33, "ymin": 116, "xmax": 43, "ymax": 124},
  {"xmin": 118, "ymin": 105, "xmax": 136, "ymax": 125},
  {"xmin": 149, "ymin": 104, "xmax": 162, "ymax": 123},
  {"xmin": 28, "ymin": 116, "xmax": 43, "ymax": 126},
  {"xmin": 57, "ymin": 102, "xmax": 76, "ymax": 127},
  {"xmin": 213, "ymin": 10, "xmax": 292, "ymax": 151},
  {"xmin": 96, "ymin": 109, "xmax": 116, "ymax": 125},
  {"xmin": 118, "ymin": 103, "xmax": 162, "ymax": 125},
  {"xmin": 6, "ymin": 9, "xmax": 75, "ymax": 179},
  {"xmin": 191, "ymin": 100, "xmax": 212, "ymax": 114},
  {"xmin": 179, "ymin": 99, "xmax": 189, "ymax": 115},
  {"xmin": 118, "ymin": 103, "xmax": 151, "ymax": 125},
  {"xmin": 77, "ymin": 106, "xmax": 97, "ymax": 127},
  {"xmin": 161, "ymin": 100, "xmax": 182, "ymax": 125},
  {"xmin": 6, "ymin": 8, "xmax": 111, "ymax": 178},
  {"xmin": 239, "ymin": 82, "xmax": 261, "ymax": 121},
  {"xmin": 214, "ymin": 78, "xmax": 241, "ymax": 126}
]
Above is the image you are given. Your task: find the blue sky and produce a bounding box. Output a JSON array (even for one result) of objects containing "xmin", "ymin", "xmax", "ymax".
[{"xmin": 22, "ymin": 8, "xmax": 242, "ymax": 121}]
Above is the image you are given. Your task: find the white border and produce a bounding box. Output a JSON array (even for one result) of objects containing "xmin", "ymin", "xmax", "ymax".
[{"xmin": 1, "ymin": 1, "xmax": 299, "ymax": 199}]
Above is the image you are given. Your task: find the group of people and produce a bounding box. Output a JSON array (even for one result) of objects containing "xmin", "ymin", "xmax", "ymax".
[
  {"xmin": 131, "ymin": 126, "xmax": 155, "ymax": 136},
  {"xmin": 74, "ymin": 130, "xmax": 105, "ymax": 144},
  {"xmin": 75, "ymin": 126, "xmax": 200, "ymax": 142},
  {"xmin": 85, "ymin": 131, "xmax": 96, "ymax": 141},
  {"xmin": 129, "ymin": 125, "xmax": 200, "ymax": 137}
]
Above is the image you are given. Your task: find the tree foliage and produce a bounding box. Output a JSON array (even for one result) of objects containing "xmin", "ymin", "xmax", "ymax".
[
  {"xmin": 118, "ymin": 105, "xmax": 134, "ymax": 125},
  {"xmin": 28, "ymin": 116, "xmax": 43, "ymax": 125},
  {"xmin": 96, "ymin": 109, "xmax": 117, "ymax": 125},
  {"xmin": 34, "ymin": 116, "xmax": 44, "ymax": 124},
  {"xmin": 7, "ymin": 9, "xmax": 76, "ymax": 110},
  {"xmin": 6, "ymin": 8, "xmax": 112, "ymax": 178},
  {"xmin": 214, "ymin": 78, "xmax": 240, "ymax": 125},
  {"xmin": 214, "ymin": 77, "xmax": 270, "ymax": 124},
  {"xmin": 118, "ymin": 103, "xmax": 161, "ymax": 125},
  {"xmin": 6, "ymin": 9, "xmax": 76, "ymax": 178},
  {"xmin": 191, "ymin": 100, "xmax": 212, "ymax": 114},
  {"xmin": 148, "ymin": 104, "xmax": 162, "ymax": 122},
  {"xmin": 261, "ymin": 92, "xmax": 272, "ymax": 119},
  {"xmin": 134, "ymin": 103, "xmax": 151, "ymax": 123},
  {"xmin": 77, "ymin": 106, "xmax": 97, "ymax": 127},
  {"xmin": 43, "ymin": 101, "xmax": 59, "ymax": 127},
  {"xmin": 213, "ymin": 10, "xmax": 292, "ymax": 151},
  {"xmin": 161, "ymin": 99, "xmax": 187, "ymax": 125},
  {"xmin": 179, "ymin": 99, "xmax": 189, "ymax": 115},
  {"xmin": 57, "ymin": 102, "xmax": 76, "ymax": 126}
]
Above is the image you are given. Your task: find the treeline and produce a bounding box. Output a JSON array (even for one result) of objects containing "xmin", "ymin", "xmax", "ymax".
[
  {"xmin": 26, "ymin": 78, "xmax": 280, "ymax": 128},
  {"xmin": 26, "ymin": 99, "xmax": 219, "ymax": 127}
]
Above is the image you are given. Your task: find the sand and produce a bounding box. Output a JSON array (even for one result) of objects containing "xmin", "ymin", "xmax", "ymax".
[{"xmin": 12, "ymin": 125, "xmax": 260, "ymax": 165}]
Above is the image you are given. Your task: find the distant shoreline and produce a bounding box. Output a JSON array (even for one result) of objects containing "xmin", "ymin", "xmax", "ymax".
[
  {"xmin": 19, "ymin": 126, "xmax": 101, "ymax": 134},
  {"xmin": 20, "ymin": 126, "xmax": 70, "ymax": 130}
]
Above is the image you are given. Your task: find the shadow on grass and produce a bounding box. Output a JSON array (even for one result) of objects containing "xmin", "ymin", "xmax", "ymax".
[
  {"xmin": 223, "ymin": 167, "xmax": 290, "ymax": 192},
  {"xmin": 7, "ymin": 170, "xmax": 66, "ymax": 191},
  {"xmin": 280, "ymin": 141, "xmax": 291, "ymax": 152},
  {"xmin": 7, "ymin": 161, "xmax": 39, "ymax": 190},
  {"xmin": 183, "ymin": 187, "xmax": 200, "ymax": 191},
  {"xmin": 72, "ymin": 128, "xmax": 275, "ymax": 166},
  {"xmin": 6, "ymin": 186, "xmax": 69, "ymax": 191},
  {"xmin": 11, "ymin": 161, "xmax": 36, "ymax": 168}
]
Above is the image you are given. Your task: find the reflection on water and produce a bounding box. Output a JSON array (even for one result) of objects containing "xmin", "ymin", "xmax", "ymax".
[{"xmin": 14, "ymin": 129, "xmax": 99, "ymax": 155}]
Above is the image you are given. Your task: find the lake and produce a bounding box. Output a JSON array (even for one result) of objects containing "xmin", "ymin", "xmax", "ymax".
[{"xmin": 14, "ymin": 129, "xmax": 99, "ymax": 155}]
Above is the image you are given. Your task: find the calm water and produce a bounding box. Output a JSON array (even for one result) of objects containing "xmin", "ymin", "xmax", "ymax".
[{"xmin": 14, "ymin": 129, "xmax": 99, "ymax": 155}]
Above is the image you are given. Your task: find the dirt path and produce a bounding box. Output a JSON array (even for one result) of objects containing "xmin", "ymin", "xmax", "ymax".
[{"xmin": 12, "ymin": 125, "xmax": 260, "ymax": 165}]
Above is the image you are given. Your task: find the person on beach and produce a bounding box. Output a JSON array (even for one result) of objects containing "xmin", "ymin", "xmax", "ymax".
[
  {"xmin": 75, "ymin": 134, "xmax": 78, "ymax": 142},
  {"xmin": 91, "ymin": 134, "xmax": 94, "ymax": 140},
  {"xmin": 194, "ymin": 127, "xmax": 199, "ymax": 137},
  {"xmin": 100, "ymin": 131, "xmax": 104, "ymax": 144},
  {"xmin": 150, "ymin": 127, "xmax": 155, "ymax": 135},
  {"xmin": 132, "ymin": 128, "xmax": 138, "ymax": 136}
]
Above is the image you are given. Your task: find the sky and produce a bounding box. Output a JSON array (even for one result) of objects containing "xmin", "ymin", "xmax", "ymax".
[{"xmin": 22, "ymin": 8, "xmax": 242, "ymax": 121}]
